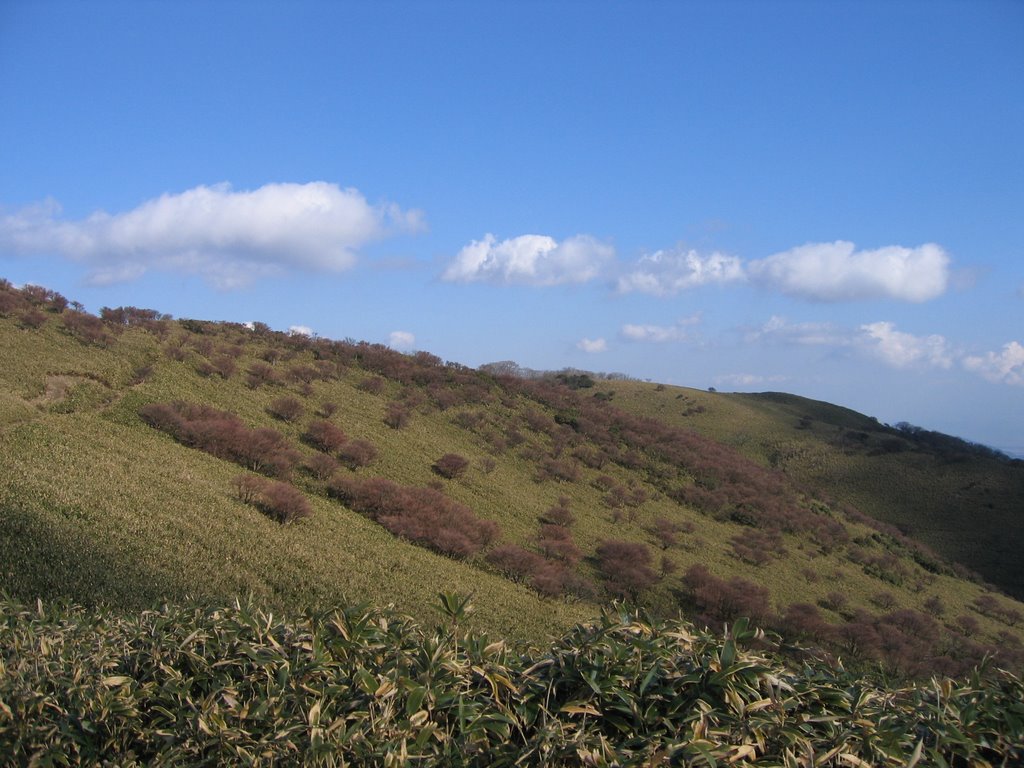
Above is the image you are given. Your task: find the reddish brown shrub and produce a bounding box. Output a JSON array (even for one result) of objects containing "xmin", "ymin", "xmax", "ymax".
[
  {"xmin": 433, "ymin": 453, "xmax": 470, "ymax": 479},
  {"xmin": 596, "ymin": 540, "xmax": 658, "ymax": 598},
  {"xmin": 730, "ymin": 528, "xmax": 785, "ymax": 566},
  {"xmin": 232, "ymin": 474, "xmax": 267, "ymax": 504},
  {"xmin": 923, "ymin": 594, "xmax": 946, "ymax": 616},
  {"xmin": 536, "ymin": 525, "xmax": 581, "ymax": 565},
  {"xmin": 246, "ymin": 362, "xmax": 281, "ymax": 389},
  {"xmin": 303, "ymin": 420, "xmax": 348, "ymax": 454},
  {"xmin": 780, "ymin": 603, "xmax": 832, "ymax": 643},
  {"xmin": 819, "ymin": 591, "xmax": 849, "ymax": 613},
  {"xmin": 234, "ymin": 477, "xmax": 310, "ymax": 523},
  {"xmin": 304, "ymin": 452, "xmax": 340, "ymax": 480},
  {"xmin": 259, "ymin": 481, "xmax": 312, "ymax": 523},
  {"xmin": 337, "ymin": 439, "xmax": 378, "ymax": 469},
  {"xmin": 61, "ymin": 310, "xmax": 109, "ymax": 345},
  {"xmin": 327, "ymin": 475, "xmax": 499, "ymax": 559},
  {"xmin": 682, "ymin": 564, "xmax": 771, "ymax": 626},
  {"xmin": 357, "ymin": 376, "xmax": 385, "ymax": 394},
  {"xmin": 535, "ymin": 457, "xmax": 580, "ymax": 483},
  {"xmin": 140, "ymin": 401, "xmax": 299, "ymax": 478},
  {"xmin": 384, "ymin": 401, "xmax": 410, "ymax": 429},
  {"xmin": 540, "ymin": 498, "xmax": 575, "ymax": 527},
  {"xmin": 268, "ymin": 396, "xmax": 305, "ymax": 423},
  {"xmin": 486, "ymin": 544, "xmax": 545, "ymax": 583},
  {"xmin": 650, "ymin": 517, "xmax": 679, "ymax": 549},
  {"xmin": 870, "ymin": 591, "xmax": 898, "ymax": 610}
]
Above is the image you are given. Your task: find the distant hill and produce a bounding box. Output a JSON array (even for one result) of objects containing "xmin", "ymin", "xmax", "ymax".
[
  {"xmin": 1, "ymin": 278, "xmax": 1023, "ymax": 679},
  {"xmin": 603, "ymin": 382, "xmax": 1024, "ymax": 601}
]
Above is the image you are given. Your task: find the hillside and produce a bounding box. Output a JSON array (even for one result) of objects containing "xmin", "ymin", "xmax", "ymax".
[
  {"xmin": 604, "ymin": 382, "xmax": 1024, "ymax": 600},
  {"xmin": 1, "ymin": 279, "xmax": 1023, "ymax": 681}
]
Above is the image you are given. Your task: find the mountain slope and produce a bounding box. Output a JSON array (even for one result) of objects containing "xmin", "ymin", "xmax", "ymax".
[
  {"xmin": 1, "ymin": 280, "xmax": 1022, "ymax": 677},
  {"xmin": 604, "ymin": 382, "xmax": 1024, "ymax": 600}
]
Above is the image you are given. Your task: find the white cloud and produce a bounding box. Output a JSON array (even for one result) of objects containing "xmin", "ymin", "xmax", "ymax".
[
  {"xmin": 288, "ymin": 325, "xmax": 314, "ymax": 337},
  {"xmin": 714, "ymin": 373, "xmax": 788, "ymax": 388},
  {"xmin": 621, "ymin": 316, "xmax": 700, "ymax": 343},
  {"xmin": 748, "ymin": 241, "xmax": 949, "ymax": 302},
  {"xmin": 0, "ymin": 182, "xmax": 423, "ymax": 289},
  {"xmin": 577, "ymin": 337, "xmax": 607, "ymax": 353},
  {"xmin": 748, "ymin": 315, "xmax": 853, "ymax": 347},
  {"xmin": 963, "ymin": 341, "xmax": 1024, "ymax": 386},
  {"xmin": 388, "ymin": 330, "xmax": 416, "ymax": 351},
  {"xmin": 617, "ymin": 248, "xmax": 743, "ymax": 295},
  {"xmin": 442, "ymin": 233, "xmax": 613, "ymax": 286},
  {"xmin": 858, "ymin": 321, "xmax": 953, "ymax": 369}
]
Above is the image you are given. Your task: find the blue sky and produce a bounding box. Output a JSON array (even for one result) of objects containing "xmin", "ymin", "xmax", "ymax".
[{"xmin": 2, "ymin": 1, "xmax": 1022, "ymax": 453}]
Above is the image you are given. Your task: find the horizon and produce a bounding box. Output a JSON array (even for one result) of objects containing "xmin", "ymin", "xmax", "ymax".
[{"xmin": 2, "ymin": 1, "xmax": 1022, "ymax": 453}]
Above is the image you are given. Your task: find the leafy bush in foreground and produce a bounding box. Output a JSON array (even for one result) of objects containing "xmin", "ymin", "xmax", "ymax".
[{"xmin": 1, "ymin": 596, "xmax": 1020, "ymax": 766}]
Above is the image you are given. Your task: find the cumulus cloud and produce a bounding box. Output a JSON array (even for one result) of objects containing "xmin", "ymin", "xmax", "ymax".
[
  {"xmin": 288, "ymin": 325, "xmax": 314, "ymax": 337},
  {"xmin": 442, "ymin": 233, "xmax": 613, "ymax": 286},
  {"xmin": 0, "ymin": 182, "xmax": 423, "ymax": 289},
  {"xmin": 858, "ymin": 321, "xmax": 953, "ymax": 369},
  {"xmin": 577, "ymin": 337, "xmax": 607, "ymax": 353},
  {"xmin": 748, "ymin": 241, "xmax": 949, "ymax": 302},
  {"xmin": 388, "ymin": 330, "xmax": 416, "ymax": 351},
  {"xmin": 616, "ymin": 248, "xmax": 744, "ymax": 295},
  {"xmin": 963, "ymin": 341, "xmax": 1024, "ymax": 386}
]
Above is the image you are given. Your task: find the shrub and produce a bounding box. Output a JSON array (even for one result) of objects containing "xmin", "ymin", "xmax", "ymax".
[
  {"xmin": 304, "ymin": 452, "xmax": 340, "ymax": 481},
  {"xmin": 257, "ymin": 481, "xmax": 313, "ymax": 523},
  {"xmin": 540, "ymin": 497, "xmax": 575, "ymax": 527},
  {"xmin": 596, "ymin": 540, "xmax": 658, "ymax": 598},
  {"xmin": 246, "ymin": 362, "xmax": 281, "ymax": 389},
  {"xmin": 433, "ymin": 453, "xmax": 470, "ymax": 480},
  {"xmin": 535, "ymin": 457, "xmax": 580, "ymax": 484},
  {"xmin": 327, "ymin": 476, "xmax": 498, "ymax": 559},
  {"xmin": 819, "ymin": 592, "xmax": 849, "ymax": 613},
  {"xmin": 923, "ymin": 595, "xmax": 946, "ymax": 616},
  {"xmin": 303, "ymin": 419, "xmax": 348, "ymax": 454},
  {"xmin": 779, "ymin": 603, "xmax": 832, "ymax": 643},
  {"xmin": 870, "ymin": 591, "xmax": 898, "ymax": 610},
  {"xmin": 267, "ymin": 396, "xmax": 305, "ymax": 423},
  {"xmin": 682, "ymin": 564, "xmax": 771, "ymax": 626},
  {"xmin": 232, "ymin": 474, "xmax": 267, "ymax": 504},
  {"xmin": 650, "ymin": 517, "xmax": 679, "ymax": 549},
  {"xmin": 337, "ymin": 439, "xmax": 378, "ymax": 470},
  {"xmin": 357, "ymin": 376, "xmax": 385, "ymax": 395},
  {"xmin": 536, "ymin": 525, "xmax": 582, "ymax": 565},
  {"xmin": 486, "ymin": 544, "xmax": 545, "ymax": 583},
  {"xmin": 384, "ymin": 401, "xmax": 410, "ymax": 429},
  {"xmin": 730, "ymin": 528, "xmax": 785, "ymax": 566},
  {"xmin": 233, "ymin": 474, "xmax": 311, "ymax": 523},
  {"xmin": 61, "ymin": 310, "xmax": 109, "ymax": 345},
  {"xmin": 140, "ymin": 401, "xmax": 299, "ymax": 478}
]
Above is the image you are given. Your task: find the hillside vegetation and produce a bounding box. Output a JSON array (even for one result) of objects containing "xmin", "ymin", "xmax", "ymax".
[
  {"xmin": 604, "ymin": 382, "xmax": 1024, "ymax": 600},
  {"xmin": 1, "ymin": 279, "xmax": 1023, "ymax": 683},
  {"xmin": 3, "ymin": 595, "xmax": 1021, "ymax": 766}
]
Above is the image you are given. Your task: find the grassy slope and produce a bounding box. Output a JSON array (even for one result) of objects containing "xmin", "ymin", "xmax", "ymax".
[
  {"xmin": 0, "ymin": 320, "xmax": 590, "ymax": 641},
  {"xmin": 605, "ymin": 381, "xmax": 1024, "ymax": 600},
  {"xmin": 1, "ymin": 310, "xmax": 1023, "ymax": 662}
]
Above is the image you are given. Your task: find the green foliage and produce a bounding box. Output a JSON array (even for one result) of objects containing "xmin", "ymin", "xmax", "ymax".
[{"xmin": 1, "ymin": 595, "xmax": 1021, "ymax": 766}]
